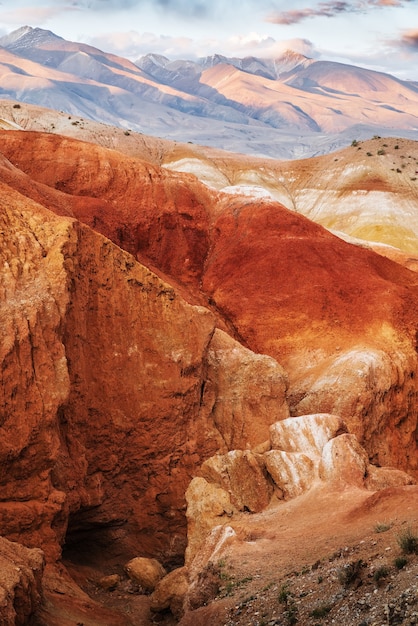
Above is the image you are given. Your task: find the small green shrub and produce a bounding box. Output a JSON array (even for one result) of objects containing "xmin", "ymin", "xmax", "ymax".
[
  {"xmin": 278, "ymin": 583, "xmax": 292, "ymax": 604},
  {"xmin": 375, "ymin": 521, "xmax": 391, "ymax": 533},
  {"xmin": 377, "ymin": 149, "xmax": 386, "ymax": 155},
  {"xmin": 351, "ymin": 139, "xmax": 359, "ymax": 147},
  {"xmin": 373, "ymin": 566, "xmax": 389, "ymax": 583},
  {"xmin": 285, "ymin": 604, "xmax": 298, "ymax": 625},
  {"xmin": 310, "ymin": 604, "xmax": 332, "ymax": 618},
  {"xmin": 337, "ymin": 560, "xmax": 363, "ymax": 588},
  {"xmin": 394, "ymin": 556, "xmax": 408, "ymax": 570},
  {"xmin": 366, "ymin": 152, "xmax": 373, "ymax": 156},
  {"xmin": 397, "ymin": 527, "xmax": 418, "ymax": 554}
]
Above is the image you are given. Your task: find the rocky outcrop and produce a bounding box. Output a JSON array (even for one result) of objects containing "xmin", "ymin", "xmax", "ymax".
[
  {"xmin": 201, "ymin": 196, "xmax": 418, "ymax": 476},
  {"xmin": 0, "ymin": 192, "xmax": 73, "ymax": 561},
  {"xmin": 201, "ymin": 329, "xmax": 289, "ymax": 450},
  {"xmin": 0, "ymin": 537, "xmax": 44, "ymax": 626},
  {"xmin": 150, "ymin": 566, "xmax": 189, "ymax": 619},
  {"xmin": 185, "ymin": 414, "xmax": 415, "ymax": 564}
]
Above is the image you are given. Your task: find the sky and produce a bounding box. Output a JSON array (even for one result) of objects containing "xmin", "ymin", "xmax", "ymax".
[{"xmin": 0, "ymin": 0, "xmax": 417, "ymax": 80}]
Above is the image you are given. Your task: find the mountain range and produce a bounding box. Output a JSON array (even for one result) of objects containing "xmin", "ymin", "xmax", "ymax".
[{"xmin": 1, "ymin": 26, "xmax": 418, "ymax": 158}]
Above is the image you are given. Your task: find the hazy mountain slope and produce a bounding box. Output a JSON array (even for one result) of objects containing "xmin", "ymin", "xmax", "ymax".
[
  {"xmin": 1, "ymin": 26, "xmax": 418, "ymax": 158},
  {"xmin": 162, "ymin": 135, "xmax": 418, "ymax": 262}
]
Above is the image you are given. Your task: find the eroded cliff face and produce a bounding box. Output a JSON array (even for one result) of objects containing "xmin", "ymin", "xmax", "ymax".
[
  {"xmin": 0, "ymin": 536, "xmax": 44, "ymax": 625},
  {"xmin": 0, "ymin": 182, "xmax": 288, "ymax": 571},
  {"xmin": 0, "ymin": 189, "xmax": 73, "ymax": 561}
]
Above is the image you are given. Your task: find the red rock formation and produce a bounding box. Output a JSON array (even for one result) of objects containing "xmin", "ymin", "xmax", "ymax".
[
  {"xmin": 202, "ymin": 196, "xmax": 418, "ymax": 474},
  {"xmin": 1, "ymin": 129, "xmax": 418, "ymax": 477},
  {"xmin": 0, "ymin": 131, "xmax": 214, "ymax": 295}
]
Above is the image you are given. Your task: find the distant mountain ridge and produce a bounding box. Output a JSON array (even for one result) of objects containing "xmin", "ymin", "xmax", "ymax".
[{"xmin": 1, "ymin": 25, "xmax": 418, "ymax": 158}]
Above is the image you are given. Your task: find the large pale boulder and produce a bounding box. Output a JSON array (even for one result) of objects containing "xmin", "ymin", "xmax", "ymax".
[
  {"xmin": 200, "ymin": 450, "xmax": 273, "ymax": 513},
  {"xmin": 269, "ymin": 414, "xmax": 347, "ymax": 456},
  {"xmin": 264, "ymin": 450, "xmax": 316, "ymax": 499},
  {"xmin": 319, "ymin": 434, "xmax": 369, "ymax": 487},
  {"xmin": 0, "ymin": 537, "xmax": 44, "ymax": 626},
  {"xmin": 202, "ymin": 328, "xmax": 289, "ymax": 450}
]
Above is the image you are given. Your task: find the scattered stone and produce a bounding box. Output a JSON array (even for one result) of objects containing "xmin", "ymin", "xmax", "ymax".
[
  {"xmin": 124, "ymin": 557, "xmax": 166, "ymax": 592},
  {"xmin": 98, "ymin": 574, "xmax": 120, "ymax": 592},
  {"xmin": 150, "ymin": 566, "xmax": 189, "ymax": 619}
]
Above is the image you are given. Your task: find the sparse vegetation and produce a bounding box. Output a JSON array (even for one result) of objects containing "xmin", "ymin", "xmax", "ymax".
[
  {"xmin": 309, "ymin": 603, "xmax": 333, "ymax": 618},
  {"xmin": 351, "ymin": 139, "xmax": 359, "ymax": 147},
  {"xmin": 13, "ymin": 103, "xmax": 21, "ymax": 109},
  {"xmin": 337, "ymin": 560, "xmax": 363, "ymax": 588},
  {"xmin": 374, "ymin": 521, "xmax": 391, "ymax": 533},
  {"xmin": 278, "ymin": 582, "xmax": 292, "ymax": 604},
  {"xmin": 394, "ymin": 556, "xmax": 408, "ymax": 569},
  {"xmin": 377, "ymin": 148, "xmax": 386, "ymax": 155},
  {"xmin": 373, "ymin": 565, "xmax": 389, "ymax": 583},
  {"xmin": 397, "ymin": 527, "xmax": 418, "ymax": 554},
  {"xmin": 366, "ymin": 152, "xmax": 373, "ymax": 156}
]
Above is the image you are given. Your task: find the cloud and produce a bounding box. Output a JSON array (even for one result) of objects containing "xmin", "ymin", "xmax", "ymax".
[
  {"xmin": 0, "ymin": 6, "xmax": 71, "ymax": 26},
  {"xmin": 399, "ymin": 28, "xmax": 418, "ymax": 49},
  {"xmin": 70, "ymin": 0, "xmax": 211, "ymax": 18},
  {"xmin": 88, "ymin": 29, "xmax": 319, "ymax": 62},
  {"xmin": 268, "ymin": 0, "xmax": 411, "ymax": 25},
  {"xmin": 89, "ymin": 30, "xmax": 197, "ymax": 59}
]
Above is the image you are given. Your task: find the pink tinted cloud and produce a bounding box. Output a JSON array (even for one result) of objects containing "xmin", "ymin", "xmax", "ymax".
[
  {"xmin": 400, "ymin": 28, "xmax": 418, "ymax": 49},
  {"xmin": 0, "ymin": 6, "xmax": 75, "ymax": 26},
  {"xmin": 268, "ymin": 0, "xmax": 409, "ymax": 25}
]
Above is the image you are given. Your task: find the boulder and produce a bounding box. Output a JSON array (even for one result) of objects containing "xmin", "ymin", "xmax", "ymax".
[
  {"xmin": 365, "ymin": 465, "xmax": 416, "ymax": 491},
  {"xmin": 201, "ymin": 450, "xmax": 273, "ymax": 513},
  {"xmin": 97, "ymin": 574, "xmax": 120, "ymax": 591},
  {"xmin": 124, "ymin": 557, "xmax": 167, "ymax": 591},
  {"xmin": 202, "ymin": 328, "xmax": 289, "ymax": 449},
  {"xmin": 264, "ymin": 450, "xmax": 316, "ymax": 499},
  {"xmin": 185, "ymin": 477, "xmax": 235, "ymax": 563},
  {"xmin": 269, "ymin": 414, "xmax": 347, "ymax": 456},
  {"xmin": 150, "ymin": 566, "xmax": 189, "ymax": 619},
  {"xmin": 319, "ymin": 434, "xmax": 369, "ymax": 487}
]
